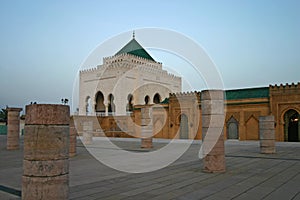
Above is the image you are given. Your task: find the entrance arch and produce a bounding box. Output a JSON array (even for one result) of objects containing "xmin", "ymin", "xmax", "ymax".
[
  {"xmin": 144, "ymin": 95, "xmax": 150, "ymax": 105},
  {"xmin": 284, "ymin": 109, "xmax": 300, "ymax": 142},
  {"xmin": 95, "ymin": 92, "xmax": 105, "ymax": 115},
  {"xmin": 126, "ymin": 94, "xmax": 133, "ymax": 113},
  {"xmin": 153, "ymin": 93, "xmax": 161, "ymax": 104},
  {"xmin": 227, "ymin": 116, "xmax": 239, "ymax": 139},
  {"xmin": 108, "ymin": 94, "xmax": 115, "ymax": 115},
  {"xmin": 179, "ymin": 114, "xmax": 189, "ymax": 139}
]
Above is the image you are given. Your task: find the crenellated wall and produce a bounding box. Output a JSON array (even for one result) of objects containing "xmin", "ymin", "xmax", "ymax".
[
  {"xmin": 79, "ymin": 53, "xmax": 181, "ymax": 116},
  {"xmin": 269, "ymin": 82, "xmax": 300, "ymax": 141},
  {"xmin": 74, "ymin": 82, "xmax": 300, "ymax": 142}
]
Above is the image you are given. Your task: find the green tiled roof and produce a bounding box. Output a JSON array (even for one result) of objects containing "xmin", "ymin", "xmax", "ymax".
[
  {"xmin": 115, "ymin": 38, "xmax": 155, "ymax": 61},
  {"xmin": 161, "ymin": 98, "xmax": 169, "ymax": 104},
  {"xmin": 225, "ymin": 87, "xmax": 269, "ymax": 100}
]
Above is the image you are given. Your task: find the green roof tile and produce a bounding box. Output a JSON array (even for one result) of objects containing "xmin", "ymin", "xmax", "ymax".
[
  {"xmin": 225, "ymin": 87, "xmax": 269, "ymax": 100},
  {"xmin": 115, "ymin": 38, "xmax": 155, "ymax": 61},
  {"xmin": 161, "ymin": 98, "xmax": 169, "ymax": 104}
]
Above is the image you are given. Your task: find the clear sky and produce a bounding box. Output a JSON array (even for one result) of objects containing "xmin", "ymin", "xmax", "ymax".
[{"xmin": 0, "ymin": 0, "xmax": 299, "ymax": 112}]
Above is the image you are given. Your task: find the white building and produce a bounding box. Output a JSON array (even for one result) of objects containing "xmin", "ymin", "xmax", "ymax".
[{"xmin": 79, "ymin": 34, "xmax": 181, "ymax": 116}]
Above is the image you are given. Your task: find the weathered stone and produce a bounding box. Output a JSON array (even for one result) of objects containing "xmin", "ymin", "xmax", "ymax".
[
  {"xmin": 202, "ymin": 115, "xmax": 225, "ymax": 128},
  {"xmin": 203, "ymin": 155, "xmax": 226, "ymax": 173},
  {"xmin": 23, "ymin": 159, "xmax": 69, "ymax": 177},
  {"xmin": 201, "ymin": 90, "xmax": 225, "ymax": 100},
  {"xmin": 260, "ymin": 146, "xmax": 276, "ymax": 154},
  {"xmin": 25, "ymin": 104, "xmax": 69, "ymax": 125},
  {"xmin": 69, "ymin": 116, "xmax": 77, "ymax": 157},
  {"xmin": 259, "ymin": 115, "xmax": 276, "ymax": 154},
  {"xmin": 141, "ymin": 138, "xmax": 153, "ymax": 148},
  {"xmin": 140, "ymin": 106, "xmax": 153, "ymax": 148},
  {"xmin": 23, "ymin": 104, "xmax": 69, "ymax": 200},
  {"xmin": 22, "ymin": 175, "xmax": 69, "ymax": 200},
  {"xmin": 23, "ymin": 125, "xmax": 69, "ymax": 160},
  {"xmin": 201, "ymin": 90, "xmax": 226, "ymax": 173},
  {"xmin": 259, "ymin": 130, "xmax": 275, "ymax": 140},
  {"xmin": 83, "ymin": 132, "xmax": 93, "ymax": 145},
  {"xmin": 201, "ymin": 100, "xmax": 225, "ymax": 115},
  {"xmin": 141, "ymin": 118, "xmax": 152, "ymax": 126},
  {"xmin": 260, "ymin": 139, "xmax": 275, "ymax": 147},
  {"xmin": 6, "ymin": 107, "xmax": 22, "ymax": 150}
]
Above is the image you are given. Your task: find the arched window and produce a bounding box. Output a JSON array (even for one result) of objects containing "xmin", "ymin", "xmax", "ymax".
[
  {"xmin": 108, "ymin": 94, "xmax": 115, "ymax": 115},
  {"xmin": 95, "ymin": 91, "xmax": 105, "ymax": 115},
  {"xmin": 144, "ymin": 95, "xmax": 150, "ymax": 105},
  {"xmin": 284, "ymin": 109, "xmax": 300, "ymax": 142},
  {"xmin": 227, "ymin": 116, "xmax": 239, "ymax": 139},
  {"xmin": 153, "ymin": 93, "xmax": 161, "ymax": 104},
  {"xmin": 127, "ymin": 94, "xmax": 133, "ymax": 112}
]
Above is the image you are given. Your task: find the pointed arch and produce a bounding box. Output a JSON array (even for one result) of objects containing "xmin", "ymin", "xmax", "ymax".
[
  {"xmin": 144, "ymin": 95, "xmax": 150, "ymax": 105},
  {"xmin": 108, "ymin": 93, "xmax": 115, "ymax": 115},
  {"xmin": 283, "ymin": 109, "xmax": 300, "ymax": 142},
  {"xmin": 245, "ymin": 115, "xmax": 259, "ymax": 140},
  {"xmin": 126, "ymin": 94, "xmax": 133, "ymax": 113},
  {"xmin": 95, "ymin": 91, "xmax": 105, "ymax": 115},
  {"xmin": 227, "ymin": 116, "xmax": 239, "ymax": 139},
  {"xmin": 153, "ymin": 93, "xmax": 161, "ymax": 104}
]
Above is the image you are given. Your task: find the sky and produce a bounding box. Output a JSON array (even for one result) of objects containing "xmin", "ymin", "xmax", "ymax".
[{"xmin": 0, "ymin": 0, "xmax": 299, "ymax": 113}]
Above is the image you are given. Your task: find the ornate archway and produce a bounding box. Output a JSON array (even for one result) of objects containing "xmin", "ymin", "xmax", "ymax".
[
  {"xmin": 95, "ymin": 91, "xmax": 105, "ymax": 115},
  {"xmin": 153, "ymin": 93, "xmax": 161, "ymax": 104},
  {"xmin": 144, "ymin": 95, "xmax": 150, "ymax": 105},
  {"xmin": 108, "ymin": 94, "xmax": 115, "ymax": 115},
  {"xmin": 126, "ymin": 94, "xmax": 133, "ymax": 113},
  {"xmin": 227, "ymin": 116, "xmax": 239, "ymax": 139},
  {"xmin": 283, "ymin": 109, "xmax": 300, "ymax": 142}
]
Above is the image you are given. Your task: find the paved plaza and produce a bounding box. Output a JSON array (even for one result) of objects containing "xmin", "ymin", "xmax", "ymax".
[{"xmin": 0, "ymin": 135, "xmax": 300, "ymax": 200}]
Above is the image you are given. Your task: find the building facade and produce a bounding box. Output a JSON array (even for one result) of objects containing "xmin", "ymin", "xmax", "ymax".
[
  {"xmin": 79, "ymin": 36, "xmax": 181, "ymax": 116},
  {"xmin": 77, "ymin": 35, "xmax": 300, "ymax": 142}
]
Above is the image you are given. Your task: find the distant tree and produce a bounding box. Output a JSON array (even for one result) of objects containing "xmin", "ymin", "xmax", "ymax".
[
  {"xmin": 61, "ymin": 98, "xmax": 69, "ymax": 105},
  {"xmin": 0, "ymin": 108, "xmax": 7, "ymax": 125}
]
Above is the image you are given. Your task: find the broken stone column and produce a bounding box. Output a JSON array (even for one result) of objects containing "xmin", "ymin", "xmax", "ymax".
[
  {"xmin": 69, "ymin": 116, "xmax": 77, "ymax": 157},
  {"xmin": 201, "ymin": 90, "xmax": 226, "ymax": 173},
  {"xmin": 83, "ymin": 121, "xmax": 93, "ymax": 145},
  {"xmin": 259, "ymin": 115, "xmax": 276, "ymax": 154},
  {"xmin": 6, "ymin": 107, "xmax": 22, "ymax": 150},
  {"xmin": 22, "ymin": 104, "xmax": 69, "ymax": 200},
  {"xmin": 141, "ymin": 106, "xmax": 153, "ymax": 148}
]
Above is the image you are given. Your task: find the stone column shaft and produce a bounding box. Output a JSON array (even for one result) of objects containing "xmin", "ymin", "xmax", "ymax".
[
  {"xmin": 259, "ymin": 115, "xmax": 276, "ymax": 154},
  {"xmin": 69, "ymin": 116, "xmax": 77, "ymax": 157},
  {"xmin": 7, "ymin": 107, "xmax": 22, "ymax": 150},
  {"xmin": 201, "ymin": 90, "xmax": 226, "ymax": 173},
  {"xmin": 83, "ymin": 121, "xmax": 93, "ymax": 145},
  {"xmin": 22, "ymin": 104, "xmax": 70, "ymax": 200},
  {"xmin": 141, "ymin": 106, "xmax": 153, "ymax": 148}
]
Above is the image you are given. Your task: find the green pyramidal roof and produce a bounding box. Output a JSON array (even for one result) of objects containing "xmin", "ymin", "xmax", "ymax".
[{"xmin": 115, "ymin": 38, "xmax": 155, "ymax": 62}]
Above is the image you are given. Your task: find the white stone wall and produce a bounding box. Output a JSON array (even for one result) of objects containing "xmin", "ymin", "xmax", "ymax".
[{"xmin": 79, "ymin": 53, "xmax": 181, "ymax": 115}]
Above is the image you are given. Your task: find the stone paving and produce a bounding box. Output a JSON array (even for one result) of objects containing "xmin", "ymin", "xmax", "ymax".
[{"xmin": 0, "ymin": 135, "xmax": 300, "ymax": 200}]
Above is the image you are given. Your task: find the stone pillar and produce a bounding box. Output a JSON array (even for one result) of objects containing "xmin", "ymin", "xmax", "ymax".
[
  {"xmin": 141, "ymin": 106, "xmax": 153, "ymax": 148},
  {"xmin": 69, "ymin": 116, "xmax": 77, "ymax": 157},
  {"xmin": 259, "ymin": 115, "xmax": 276, "ymax": 154},
  {"xmin": 83, "ymin": 121, "xmax": 93, "ymax": 145},
  {"xmin": 6, "ymin": 107, "xmax": 22, "ymax": 150},
  {"xmin": 201, "ymin": 90, "xmax": 226, "ymax": 173},
  {"xmin": 22, "ymin": 104, "xmax": 69, "ymax": 200}
]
